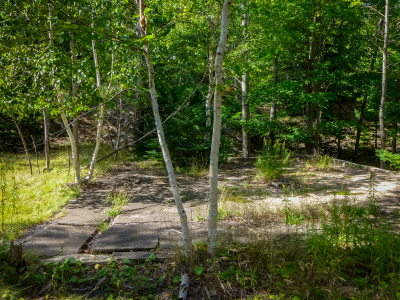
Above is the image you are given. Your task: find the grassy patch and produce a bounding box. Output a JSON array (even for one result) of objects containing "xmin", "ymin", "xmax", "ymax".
[{"xmin": 0, "ymin": 143, "xmax": 134, "ymax": 239}]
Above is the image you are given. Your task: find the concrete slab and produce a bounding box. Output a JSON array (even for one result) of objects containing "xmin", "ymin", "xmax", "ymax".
[
  {"xmin": 55, "ymin": 189, "xmax": 109, "ymax": 226},
  {"xmin": 23, "ymin": 225, "xmax": 96, "ymax": 258},
  {"xmin": 114, "ymin": 207, "xmax": 181, "ymax": 224},
  {"xmin": 41, "ymin": 254, "xmax": 111, "ymax": 265},
  {"xmin": 92, "ymin": 224, "xmax": 159, "ymax": 254}
]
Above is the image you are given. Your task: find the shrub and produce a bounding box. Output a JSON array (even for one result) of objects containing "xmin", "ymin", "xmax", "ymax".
[{"xmin": 256, "ymin": 139, "xmax": 291, "ymax": 181}]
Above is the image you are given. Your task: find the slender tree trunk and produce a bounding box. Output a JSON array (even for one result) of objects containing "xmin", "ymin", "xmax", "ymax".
[
  {"xmin": 139, "ymin": 0, "xmax": 192, "ymax": 258},
  {"xmin": 305, "ymin": 102, "xmax": 314, "ymax": 154},
  {"xmin": 393, "ymin": 61, "xmax": 400, "ymax": 154},
  {"xmin": 242, "ymin": 74, "xmax": 249, "ymax": 157},
  {"xmin": 208, "ymin": 0, "xmax": 232, "ymax": 256},
  {"xmin": 270, "ymin": 56, "xmax": 278, "ymax": 144},
  {"xmin": 241, "ymin": 2, "xmax": 249, "ymax": 158},
  {"xmin": 124, "ymin": 113, "xmax": 129, "ymax": 146},
  {"xmin": 379, "ymin": 0, "xmax": 390, "ymax": 169},
  {"xmin": 85, "ymin": 25, "xmax": 106, "ymax": 181},
  {"xmin": 44, "ymin": 4, "xmax": 53, "ymax": 170},
  {"xmin": 205, "ymin": 42, "xmax": 215, "ymax": 141},
  {"xmin": 31, "ymin": 135, "xmax": 40, "ymax": 175},
  {"xmin": 355, "ymin": 18, "xmax": 383, "ymax": 156},
  {"xmin": 58, "ymin": 94, "xmax": 80, "ymax": 183},
  {"xmin": 70, "ymin": 32, "xmax": 80, "ymax": 168},
  {"xmin": 114, "ymin": 100, "xmax": 122, "ymax": 161},
  {"xmin": 43, "ymin": 108, "xmax": 50, "ymax": 169},
  {"xmin": 11, "ymin": 117, "xmax": 32, "ymax": 175}
]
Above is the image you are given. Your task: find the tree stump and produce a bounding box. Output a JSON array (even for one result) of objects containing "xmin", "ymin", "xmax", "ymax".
[{"xmin": 7, "ymin": 240, "xmax": 23, "ymax": 265}]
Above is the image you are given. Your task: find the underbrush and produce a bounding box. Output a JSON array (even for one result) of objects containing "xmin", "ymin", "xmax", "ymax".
[
  {"xmin": 1, "ymin": 170, "xmax": 400, "ymax": 300},
  {"xmin": 0, "ymin": 143, "xmax": 133, "ymax": 239}
]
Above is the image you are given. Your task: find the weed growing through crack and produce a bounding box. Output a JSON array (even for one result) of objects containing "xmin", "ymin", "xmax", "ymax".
[{"xmin": 105, "ymin": 191, "xmax": 130, "ymax": 218}]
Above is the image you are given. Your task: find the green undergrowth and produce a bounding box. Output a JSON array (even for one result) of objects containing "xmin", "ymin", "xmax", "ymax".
[
  {"xmin": 0, "ymin": 143, "xmax": 134, "ymax": 239},
  {"xmin": 1, "ymin": 171, "xmax": 400, "ymax": 299},
  {"xmin": 256, "ymin": 139, "xmax": 291, "ymax": 181}
]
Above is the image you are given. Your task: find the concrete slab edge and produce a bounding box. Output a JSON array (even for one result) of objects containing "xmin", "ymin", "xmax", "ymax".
[{"xmin": 40, "ymin": 251, "xmax": 173, "ymax": 265}]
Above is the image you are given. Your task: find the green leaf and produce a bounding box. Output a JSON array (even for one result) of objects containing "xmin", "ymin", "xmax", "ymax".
[
  {"xmin": 226, "ymin": 79, "xmax": 232, "ymax": 86},
  {"xmin": 216, "ymin": 84, "xmax": 224, "ymax": 91},
  {"xmin": 57, "ymin": 37, "xmax": 64, "ymax": 44},
  {"xmin": 194, "ymin": 266, "xmax": 203, "ymax": 276},
  {"xmin": 78, "ymin": 278, "xmax": 88, "ymax": 283},
  {"xmin": 146, "ymin": 35, "xmax": 154, "ymax": 39},
  {"xmin": 173, "ymin": 275, "xmax": 181, "ymax": 284},
  {"xmin": 396, "ymin": 292, "xmax": 400, "ymax": 300},
  {"xmin": 123, "ymin": 259, "xmax": 131, "ymax": 264},
  {"xmin": 70, "ymin": 275, "xmax": 77, "ymax": 283},
  {"xmin": 149, "ymin": 253, "xmax": 156, "ymax": 260}
]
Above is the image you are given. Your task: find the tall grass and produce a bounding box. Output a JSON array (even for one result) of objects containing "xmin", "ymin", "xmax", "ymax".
[
  {"xmin": 256, "ymin": 139, "xmax": 291, "ymax": 181},
  {"xmin": 185, "ymin": 173, "xmax": 400, "ymax": 299}
]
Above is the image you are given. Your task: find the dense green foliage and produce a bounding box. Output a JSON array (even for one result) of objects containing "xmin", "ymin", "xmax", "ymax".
[{"xmin": 0, "ymin": 0, "xmax": 398, "ymax": 169}]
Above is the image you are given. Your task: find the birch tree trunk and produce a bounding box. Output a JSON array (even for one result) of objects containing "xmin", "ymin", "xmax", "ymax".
[
  {"xmin": 241, "ymin": 2, "xmax": 249, "ymax": 158},
  {"xmin": 11, "ymin": 116, "xmax": 32, "ymax": 175},
  {"xmin": 379, "ymin": 0, "xmax": 390, "ymax": 168},
  {"xmin": 205, "ymin": 42, "xmax": 215, "ymax": 141},
  {"xmin": 70, "ymin": 32, "xmax": 80, "ymax": 174},
  {"xmin": 85, "ymin": 24, "xmax": 106, "ymax": 181},
  {"xmin": 242, "ymin": 74, "xmax": 249, "ymax": 157},
  {"xmin": 44, "ymin": 4, "xmax": 53, "ymax": 170},
  {"xmin": 139, "ymin": 0, "xmax": 192, "ymax": 258},
  {"xmin": 270, "ymin": 56, "xmax": 278, "ymax": 145},
  {"xmin": 208, "ymin": 0, "xmax": 233, "ymax": 256},
  {"xmin": 355, "ymin": 18, "xmax": 383, "ymax": 156},
  {"xmin": 43, "ymin": 108, "xmax": 50, "ymax": 170},
  {"xmin": 58, "ymin": 93, "xmax": 80, "ymax": 183}
]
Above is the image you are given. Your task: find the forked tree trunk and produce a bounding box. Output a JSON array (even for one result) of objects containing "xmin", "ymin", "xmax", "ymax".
[
  {"xmin": 379, "ymin": 0, "xmax": 390, "ymax": 169},
  {"xmin": 58, "ymin": 93, "xmax": 80, "ymax": 183},
  {"xmin": 11, "ymin": 116, "xmax": 32, "ymax": 175},
  {"xmin": 355, "ymin": 18, "xmax": 383, "ymax": 156},
  {"xmin": 139, "ymin": 0, "xmax": 192, "ymax": 258},
  {"xmin": 208, "ymin": 0, "xmax": 232, "ymax": 256},
  {"xmin": 86, "ymin": 26, "xmax": 106, "ymax": 181}
]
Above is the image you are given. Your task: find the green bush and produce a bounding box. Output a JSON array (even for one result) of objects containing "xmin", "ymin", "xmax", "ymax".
[
  {"xmin": 376, "ymin": 149, "xmax": 400, "ymax": 171},
  {"xmin": 256, "ymin": 139, "xmax": 291, "ymax": 180}
]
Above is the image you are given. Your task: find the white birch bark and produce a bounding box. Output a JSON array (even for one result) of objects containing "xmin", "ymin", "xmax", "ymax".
[
  {"xmin": 70, "ymin": 32, "xmax": 80, "ymax": 180},
  {"xmin": 242, "ymin": 74, "xmax": 249, "ymax": 157},
  {"xmin": 241, "ymin": 2, "xmax": 249, "ymax": 158},
  {"xmin": 379, "ymin": 0, "xmax": 390, "ymax": 168},
  {"xmin": 85, "ymin": 28, "xmax": 105, "ymax": 181},
  {"xmin": 208, "ymin": 0, "xmax": 233, "ymax": 255},
  {"xmin": 139, "ymin": 0, "xmax": 192, "ymax": 258},
  {"xmin": 205, "ymin": 42, "xmax": 214, "ymax": 141},
  {"xmin": 58, "ymin": 93, "xmax": 80, "ymax": 183}
]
